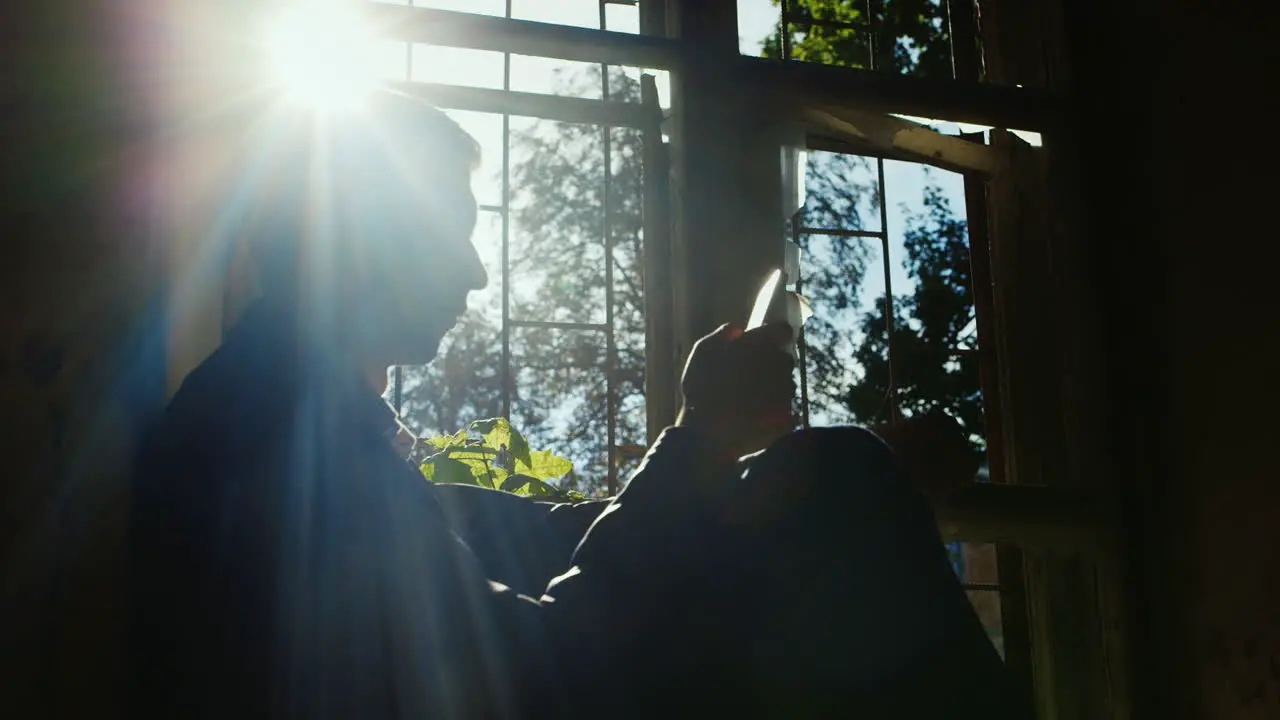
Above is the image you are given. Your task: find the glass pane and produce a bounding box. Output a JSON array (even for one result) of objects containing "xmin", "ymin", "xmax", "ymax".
[
  {"xmin": 966, "ymin": 589, "xmax": 1005, "ymax": 659},
  {"xmin": 410, "ymin": 45, "xmax": 505, "ymax": 89},
  {"xmin": 609, "ymin": 125, "xmax": 647, "ymax": 451},
  {"xmin": 508, "ymin": 116, "xmax": 608, "ymax": 324},
  {"xmin": 509, "ymin": 54, "xmax": 603, "ymax": 99},
  {"xmin": 799, "ymin": 151, "xmax": 881, "ymax": 232},
  {"xmin": 510, "ymin": 327, "xmax": 610, "ymax": 495},
  {"xmin": 397, "ymin": 322, "xmax": 504, "ymax": 439},
  {"xmin": 467, "ymin": 210, "xmax": 505, "ymax": 320},
  {"xmin": 511, "ymin": 0, "xmax": 601, "ymax": 29},
  {"xmin": 784, "ymin": 21, "xmax": 873, "ymax": 68},
  {"xmin": 798, "ymin": 233, "xmax": 887, "ymax": 427},
  {"xmin": 603, "ymin": 2, "xmax": 640, "ymax": 34},
  {"xmin": 415, "ymin": 0, "xmax": 505, "ymax": 16},
  {"xmin": 737, "ymin": 0, "xmax": 780, "ymax": 57},
  {"xmin": 770, "ymin": 4, "xmax": 952, "ymax": 77},
  {"xmin": 607, "ymin": 66, "xmax": 669, "ymax": 108},
  {"xmin": 797, "ymin": 3, "xmax": 872, "ymax": 24},
  {"xmin": 616, "ymin": 453, "xmax": 645, "ymax": 489},
  {"xmin": 883, "ymin": 160, "xmax": 988, "ymax": 471},
  {"xmin": 875, "ymin": 3, "xmax": 953, "ymax": 78},
  {"xmin": 444, "ymin": 110, "xmax": 505, "ymax": 208}
]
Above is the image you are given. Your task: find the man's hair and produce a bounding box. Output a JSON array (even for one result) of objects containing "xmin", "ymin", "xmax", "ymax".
[{"xmin": 238, "ymin": 89, "xmax": 480, "ymax": 291}]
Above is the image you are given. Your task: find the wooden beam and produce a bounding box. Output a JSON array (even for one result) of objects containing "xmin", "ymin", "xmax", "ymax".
[
  {"xmin": 933, "ymin": 484, "xmax": 1110, "ymax": 550},
  {"xmin": 364, "ymin": 4, "xmax": 682, "ymax": 70},
  {"xmin": 741, "ymin": 56, "xmax": 1059, "ymax": 132},
  {"xmin": 640, "ymin": 74, "xmax": 678, "ymax": 435},
  {"xmin": 801, "ymin": 107, "xmax": 1003, "ymax": 176},
  {"xmin": 388, "ymin": 81, "xmax": 647, "ymax": 127},
  {"xmin": 366, "ymin": 5, "xmax": 1055, "ymax": 133}
]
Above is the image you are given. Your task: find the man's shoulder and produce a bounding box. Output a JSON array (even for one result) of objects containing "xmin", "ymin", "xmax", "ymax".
[{"xmin": 138, "ymin": 336, "xmax": 291, "ymax": 473}]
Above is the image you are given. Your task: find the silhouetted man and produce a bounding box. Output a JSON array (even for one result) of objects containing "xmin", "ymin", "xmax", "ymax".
[
  {"xmin": 129, "ymin": 89, "xmax": 1022, "ymax": 718},
  {"xmin": 128, "ymin": 94, "xmax": 518, "ymax": 718}
]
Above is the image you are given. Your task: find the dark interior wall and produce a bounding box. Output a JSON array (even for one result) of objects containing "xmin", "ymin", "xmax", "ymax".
[
  {"xmin": 2, "ymin": 4, "xmax": 168, "ymax": 717},
  {"xmin": 1066, "ymin": 1, "xmax": 1279, "ymax": 717}
]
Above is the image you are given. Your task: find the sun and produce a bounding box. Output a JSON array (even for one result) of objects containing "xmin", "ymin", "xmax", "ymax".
[{"xmin": 260, "ymin": 1, "xmax": 382, "ymax": 112}]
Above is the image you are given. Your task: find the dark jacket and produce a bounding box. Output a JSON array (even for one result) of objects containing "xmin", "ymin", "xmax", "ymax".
[{"xmin": 127, "ymin": 304, "xmax": 540, "ymax": 718}]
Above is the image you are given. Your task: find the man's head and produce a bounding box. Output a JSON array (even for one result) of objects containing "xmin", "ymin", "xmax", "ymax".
[{"xmin": 243, "ymin": 90, "xmax": 486, "ymax": 366}]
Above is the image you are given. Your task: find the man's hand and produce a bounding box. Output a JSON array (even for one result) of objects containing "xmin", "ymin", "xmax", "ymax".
[{"xmin": 677, "ymin": 322, "xmax": 796, "ymax": 461}]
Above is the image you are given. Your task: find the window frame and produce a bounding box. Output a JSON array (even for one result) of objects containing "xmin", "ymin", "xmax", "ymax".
[{"xmin": 174, "ymin": 1, "xmax": 1120, "ymax": 715}]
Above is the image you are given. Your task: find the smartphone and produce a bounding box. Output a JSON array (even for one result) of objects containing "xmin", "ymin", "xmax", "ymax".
[{"xmin": 746, "ymin": 268, "xmax": 783, "ymax": 330}]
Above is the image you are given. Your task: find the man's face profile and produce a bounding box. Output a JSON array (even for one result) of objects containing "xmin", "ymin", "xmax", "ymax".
[{"xmin": 347, "ymin": 153, "xmax": 485, "ymax": 366}]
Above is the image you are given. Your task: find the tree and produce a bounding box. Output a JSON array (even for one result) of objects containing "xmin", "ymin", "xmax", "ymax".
[
  {"xmin": 399, "ymin": 67, "xmax": 645, "ymax": 497},
  {"xmin": 400, "ymin": 2, "xmax": 984, "ymax": 493},
  {"xmin": 761, "ymin": 0, "xmax": 955, "ymax": 78},
  {"xmin": 846, "ymin": 182, "xmax": 986, "ymax": 463},
  {"xmin": 765, "ymin": 1, "xmax": 988, "ymax": 461}
]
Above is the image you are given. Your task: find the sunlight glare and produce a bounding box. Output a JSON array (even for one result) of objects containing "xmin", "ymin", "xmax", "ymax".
[{"xmin": 261, "ymin": 2, "xmax": 381, "ymax": 111}]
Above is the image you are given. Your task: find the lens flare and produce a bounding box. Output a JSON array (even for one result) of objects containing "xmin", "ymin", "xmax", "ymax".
[{"xmin": 261, "ymin": 2, "xmax": 380, "ymax": 111}]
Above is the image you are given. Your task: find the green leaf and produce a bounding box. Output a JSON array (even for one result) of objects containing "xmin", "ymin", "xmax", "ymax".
[
  {"xmin": 502, "ymin": 473, "xmax": 538, "ymax": 493},
  {"xmin": 521, "ymin": 449, "xmax": 573, "ymax": 481},
  {"xmin": 424, "ymin": 429, "xmax": 468, "ymax": 450},
  {"xmin": 445, "ymin": 446, "xmax": 499, "ymax": 462},
  {"xmin": 424, "ymin": 456, "xmax": 474, "ymax": 486},
  {"xmin": 470, "ymin": 417, "xmax": 533, "ymax": 470}
]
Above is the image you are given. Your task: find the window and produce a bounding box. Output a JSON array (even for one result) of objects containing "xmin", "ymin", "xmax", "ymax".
[
  {"xmin": 229, "ymin": 2, "xmax": 1111, "ymax": 713},
  {"xmin": 738, "ymin": 0, "xmax": 964, "ymax": 78},
  {"xmin": 378, "ymin": 2, "xmax": 656, "ymax": 496},
  {"xmin": 795, "ymin": 153, "xmax": 993, "ymax": 474},
  {"xmin": 791, "ymin": 142, "xmax": 1028, "ymax": 661}
]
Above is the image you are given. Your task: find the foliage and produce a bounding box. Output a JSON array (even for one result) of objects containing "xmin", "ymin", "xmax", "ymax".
[
  {"xmin": 763, "ymin": 1, "xmax": 987, "ymax": 461},
  {"xmin": 761, "ymin": 0, "xmax": 955, "ymax": 78},
  {"xmin": 418, "ymin": 417, "xmax": 586, "ymax": 502},
  {"xmin": 848, "ymin": 182, "xmax": 986, "ymax": 465},
  {"xmin": 400, "ymin": 3, "xmax": 984, "ymax": 491}
]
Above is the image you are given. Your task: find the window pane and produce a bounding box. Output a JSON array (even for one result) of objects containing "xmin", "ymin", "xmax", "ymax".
[
  {"xmin": 883, "ymin": 160, "xmax": 988, "ymax": 472},
  {"xmin": 737, "ymin": 0, "xmax": 780, "ymax": 57},
  {"xmin": 762, "ymin": 3, "xmax": 955, "ymax": 78},
  {"xmin": 410, "ymin": 45, "xmax": 505, "ymax": 89},
  {"xmin": 508, "ymin": 117, "xmax": 607, "ymax": 324},
  {"xmin": 785, "ymin": 21, "xmax": 873, "ymax": 69},
  {"xmin": 509, "ymin": 54, "xmax": 603, "ymax": 99},
  {"xmin": 444, "ymin": 110, "xmax": 505, "ymax": 208},
  {"xmin": 511, "ymin": 0, "xmax": 601, "ymax": 29},
  {"xmin": 799, "ymin": 151, "xmax": 881, "ymax": 232},
  {"xmin": 607, "ymin": 66, "xmax": 669, "ymax": 108},
  {"xmin": 874, "ymin": 3, "xmax": 953, "ymax": 78},
  {"xmin": 798, "ymin": 233, "xmax": 887, "ymax": 426},
  {"xmin": 603, "ymin": 2, "xmax": 640, "ymax": 34},
  {"xmin": 797, "ymin": 3, "xmax": 872, "ymax": 24},
  {"xmin": 609, "ymin": 125, "xmax": 647, "ymax": 451},
  {"xmin": 468, "ymin": 210, "xmax": 505, "ymax": 320},
  {"xmin": 510, "ymin": 327, "xmax": 610, "ymax": 495},
  {"xmin": 414, "ymin": 0, "xmax": 505, "ymax": 16}
]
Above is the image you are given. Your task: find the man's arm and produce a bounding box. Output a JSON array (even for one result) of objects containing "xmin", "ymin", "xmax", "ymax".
[{"xmin": 430, "ymin": 482, "xmax": 609, "ymax": 596}]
